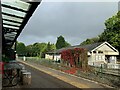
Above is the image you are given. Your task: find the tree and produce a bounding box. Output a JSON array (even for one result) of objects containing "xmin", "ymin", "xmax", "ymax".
[
  {"xmin": 80, "ymin": 37, "xmax": 99, "ymax": 46},
  {"xmin": 99, "ymin": 11, "xmax": 120, "ymax": 51},
  {"xmin": 80, "ymin": 11, "xmax": 120, "ymax": 52},
  {"xmin": 32, "ymin": 43, "xmax": 41, "ymax": 56},
  {"xmin": 16, "ymin": 42, "xmax": 26, "ymax": 56},
  {"xmin": 46, "ymin": 42, "xmax": 51, "ymax": 52},
  {"xmin": 38, "ymin": 42, "xmax": 56, "ymax": 58},
  {"xmin": 38, "ymin": 43, "xmax": 47, "ymax": 58},
  {"xmin": 56, "ymin": 36, "xmax": 66, "ymax": 49},
  {"xmin": 43, "ymin": 42, "xmax": 56, "ymax": 53},
  {"xmin": 25, "ymin": 42, "xmax": 56, "ymax": 57},
  {"xmin": 56, "ymin": 35, "xmax": 71, "ymax": 49},
  {"xmin": 25, "ymin": 43, "xmax": 47, "ymax": 57},
  {"xmin": 65, "ymin": 41, "xmax": 71, "ymax": 47},
  {"xmin": 50, "ymin": 43, "xmax": 56, "ymax": 50}
]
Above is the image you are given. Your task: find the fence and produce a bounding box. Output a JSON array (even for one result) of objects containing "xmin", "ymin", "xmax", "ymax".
[
  {"xmin": 88, "ymin": 62, "xmax": 107, "ymax": 68},
  {"xmin": 107, "ymin": 63, "xmax": 120, "ymax": 69},
  {"xmin": 88, "ymin": 62, "xmax": 120, "ymax": 69}
]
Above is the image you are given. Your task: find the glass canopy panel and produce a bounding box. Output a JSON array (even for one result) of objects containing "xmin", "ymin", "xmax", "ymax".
[
  {"xmin": 5, "ymin": 37, "xmax": 15, "ymax": 41},
  {"xmin": 2, "ymin": 7, "xmax": 26, "ymax": 18},
  {"xmin": 10, "ymin": 32, "xmax": 18, "ymax": 34},
  {"xmin": 6, "ymin": 42, "xmax": 12, "ymax": 45},
  {"xmin": 1, "ymin": 0, "xmax": 30, "ymax": 11},
  {"xmin": 5, "ymin": 35, "xmax": 16, "ymax": 38},
  {"xmin": 4, "ymin": 33, "xmax": 16, "ymax": 37},
  {"xmin": 1, "ymin": 0, "xmax": 40, "ymax": 49},
  {"xmin": 5, "ymin": 37, "xmax": 16, "ymax": 40},
  {"xmin": 3, "ymin": 25, "xmax": 19, "ymax": 29},
  {"xmin": 5, "ymin": 35, "xmax": 15, "ymax": 39},
  {"xmin": 2, "ymin": 15, "xmax": 23, "ymax": 23},
  {"xmin": 3, "ymin": 20, "xmax": 21, "ymax": 26}
]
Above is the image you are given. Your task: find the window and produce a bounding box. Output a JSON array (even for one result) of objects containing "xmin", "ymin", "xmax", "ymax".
[
  {"xmin": 102, "ymin": 56, "xmax": 105, "ymax": 60},
  {"xmin": 96, "ymin": 55, "xmax": 103, "ymax": 60},
  {"xmin": 98, "ymin": 51, "xmax": 103, "ymax": 53},
  {"xmin": 93, "ymin": 51, "xmax": 96, "ymax": 53},
  {"xmin": 98, "ymin": 56, "xmax": 101, "ymax": 60},
  {"xmin": 95, "ymin": 56, "xmax": 98, "ymax": 60}
]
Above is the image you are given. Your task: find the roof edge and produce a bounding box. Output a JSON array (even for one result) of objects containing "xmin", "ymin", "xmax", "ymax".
[{"xmin": 91, "ymin": 41, "xmax": 119, "ymax": 52}]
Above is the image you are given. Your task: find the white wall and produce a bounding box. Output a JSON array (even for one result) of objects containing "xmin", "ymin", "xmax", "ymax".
[
  {"xmin": 88, "ymin": 43, "xmax": 119, "ymax": 65},
  {"xmin": 97, "ymin": 44, "xmax": 119, "ymax": 55},
  {"xmin": 53, "ymin": 54, "xmax": 61, "ymax": 61},
  {"xmin": 45, "ymin": 54, "xmax": 53, "ymax": 60},
  {"xmin": 45, "ymin": 54, "xmax": 61, "ymax": 61},
  {"xmin": 88, "ymin": 51, "xmax": 105, "ymax": 62}
]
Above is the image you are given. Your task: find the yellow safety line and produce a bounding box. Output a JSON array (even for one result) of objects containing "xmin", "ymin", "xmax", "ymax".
[{"xmin": 19, "ymin": 60, "xmax": 90, "ymax": 88}]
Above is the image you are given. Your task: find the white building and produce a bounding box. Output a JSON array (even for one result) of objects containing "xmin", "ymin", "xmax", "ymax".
[{"xmin": 45, "ymin": 42, "xmax": 119, "ymax": 68}]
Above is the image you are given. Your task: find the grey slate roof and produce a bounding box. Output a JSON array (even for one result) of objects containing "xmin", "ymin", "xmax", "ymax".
[
  {"xmin": 46, "ymin": 42, "xmax": 104, "ymax": 54},
  {"xmin": 75, "ymin": 42, "xmax": 104, "ymax": 52}
]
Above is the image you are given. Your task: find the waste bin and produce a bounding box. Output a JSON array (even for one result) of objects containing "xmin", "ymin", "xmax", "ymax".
[
  {"xmin": 20, "ymin": 69, "xmax": 27, "ymax": 84},
  {"xmin": 22, "ymin": 72, "xmax": 31, "ymax": 85}
]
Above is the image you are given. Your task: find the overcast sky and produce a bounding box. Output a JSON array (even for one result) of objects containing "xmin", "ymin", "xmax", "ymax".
[{"xmin": 18, "ymin": 1, "xmax": 118, "ymax": 46}]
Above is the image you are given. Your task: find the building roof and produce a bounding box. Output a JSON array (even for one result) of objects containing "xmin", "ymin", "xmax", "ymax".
[
  {"xmin": 46, "ymin": 42, "xmax": 119, "ymax": 54},
  {"xmin": 46, "ymin": 42, "xmax": 104, "ymax": 54},
  {"xmin": 75, "ymin": 42, "xmax": 104, "ymax": 52}
]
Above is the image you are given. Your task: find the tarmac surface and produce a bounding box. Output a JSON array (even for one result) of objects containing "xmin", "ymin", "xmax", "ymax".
[
  {"xmin": 2, "ymin": 60, "xmax": 115, "ymax": 90},
  {"xmin": 20, "ymin": 63, "xmax": 77, "ymax": 88},
  {"xmin": 19, "ymin": 60, "xmax": 113, "ymax": 89}
]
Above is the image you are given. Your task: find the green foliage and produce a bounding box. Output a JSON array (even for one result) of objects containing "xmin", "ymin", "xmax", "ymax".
[
  {"xmin": 56, "ymin": 35, "xmax": 66, "ymax": 49},
  {"xmin": 80, "ymin": 37, "xmax": 99, "ymax": 46},
  {"xmin": 16, "ymin": 36, "xmax": 70, "ymax": 57},
  {"xmin": 43, "ymin": 42, "xmax": 56, "ymax": 57},
  {"xmin": 65, "ymin": 41, "xmax": 71, "ymax": 47},
  {"xmin": 80, "ymin": 11, "xmax": 120, "ymax": 52},
  {"xmin": 16, "ymin": 42, "xmax": 26, "ymax": 56},
  {"xmin": 56, "ymin": 35, "xmax": 71, "ymax": 49},
  {"xmin": 26, "ymin": 42, "xmax": 47, "ymax": 57},
  {"xmin": 99, "ymin": 11, "xmax": 120, "ymax": 51},
  {"xmin": 26, "ymin": 45, "xmax": 34, "ymax": 56},
  {"xmin": 45, "ymin": 42, "xmax": 56, "ymax": 52},
  {"xmin": 17, "ymin": 42, "xmax": 56, "ymax": 57},
  {"xmin": 45, "ymin": 42, "xmax": 52, "ymax": 52}
]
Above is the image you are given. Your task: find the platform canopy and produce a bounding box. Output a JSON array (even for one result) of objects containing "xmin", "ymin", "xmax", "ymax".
[{"xmin": 1, "ymin": 0, "xmax": 41, "ymax": 50}]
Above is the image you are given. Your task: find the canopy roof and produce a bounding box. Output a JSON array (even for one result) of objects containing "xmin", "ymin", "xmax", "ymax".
[{"xmin": 1, "ymin": 0, "xmax": 41, "ymax": 50}]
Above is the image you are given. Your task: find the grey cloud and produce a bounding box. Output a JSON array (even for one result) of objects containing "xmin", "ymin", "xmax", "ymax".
[{"xmin": 18, "ymin": 2, "xmax": 118, "ymax": 45}]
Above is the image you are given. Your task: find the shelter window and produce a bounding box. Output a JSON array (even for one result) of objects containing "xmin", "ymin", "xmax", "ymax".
[
  {"xmin": 93, "ymin": 51, "xmax": 96, "ymax": 53},
  {"xmin": 98, "ymin": 51, "xmax": 103, "ymax": 53}
]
